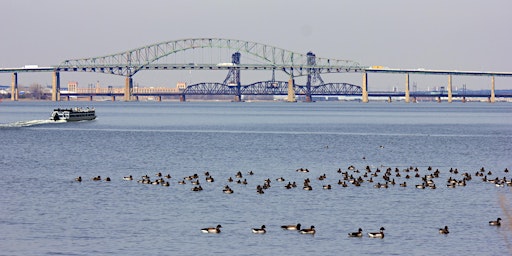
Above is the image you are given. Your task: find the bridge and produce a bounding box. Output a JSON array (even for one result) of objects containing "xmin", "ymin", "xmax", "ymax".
[{"xmin": 2, "ymin": 38, "xmax": 512, "ymax": 102}]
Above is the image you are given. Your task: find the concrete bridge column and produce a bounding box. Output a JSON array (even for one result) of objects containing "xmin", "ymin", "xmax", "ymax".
[
  {"xmin": 11, "ymin": 72, "xmax": 18, "ymax": 101},
  {"xmin": 124, "ymin": 76, "xmax": 133, "ymax": 101},
  {"xmin": 447, "ymin": 75, "xmax": 453, "ymax": 103},
  {"xmin": 111, "ymin": 96, "xmax": 116, "ymax": 102},
  {"xmin": 89, "ymin": 95, "xmax": 93, "ymax": 101},
  {"xmin": 405, "ymin": 73, "xmax": 410, "ymax": 103},
  {"xmin": 362, "ymin": 72, "xmax": 369, "ymax": 103},
  {"xmin": 287, "ymin": 78, "xmax": 297, "ymax": 102},
  {"xmin": 490, "ymin": 76, "xmax": 496, "ymax": 103},
  {"xmin": 156, "ymin": 96, "xmax": 162, "ymax": 102},
  {"xmin": 180, "ymin": 94, "xmax": 186, "ymax": 102},
  {"xmin": 52, "ymin": 71, "xmax": 60, "ymax": 101}
]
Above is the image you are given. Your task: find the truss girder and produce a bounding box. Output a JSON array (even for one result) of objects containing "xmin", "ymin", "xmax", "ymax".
[
  {"xmin": 182, "ymin": 81, "xmax": 361, "ymax": 96},
  {"xmin": 58, "ymin": 38, "xmax": 366, "ymax": 77}
]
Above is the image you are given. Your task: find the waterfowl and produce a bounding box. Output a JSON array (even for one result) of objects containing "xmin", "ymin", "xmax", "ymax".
[
  {"xmin": 201, "ymin": 224, "xmax": 222, "ymax": 233},
  {"xmin": 368, "ymin": 227, "xmax": 385, "ymax": 238},
  {"xmin": 223, "ymin": 185, "xmax": 234, "ymax": 194},
  {"xmin": 489, "ymin": 218, "xmax": 502, "ymax": 226},
  {"xmin": 164, "ymin": 174, "xmax": 171, "ymax": 179},
  {"xmin": 439, "ymin": 226, "xmax": 449, "ymax": 234},
  {"xmin": 104, "ymin": 177, "xmax": 111, "ymax": 182},
  {"xmin": 252, "ymin": 225, "xmax": 266, "ymax": 234},
  {"xmin": 206, "ymin": 176, "xmax": 214, "ymax": 182},
  {"xmin": 299, "ymin": 225, "xmax": 316, "ymax": 234},
  {"xmin": 323, "ymin": 184, "xmax": 332, "ymax": 190},
  {"xmin": 281, "ymin": 223, "xmax": 301, "ymax": 230},
  {"xmin": 348, "ymin": 228, "xmax": 363, "ymax": 237},
  {"xmin": 92, "ymin": 176, "xmax": 101, "ymax": 181},
  {"xmin": 74, "ymin": 176, "xmax": 82, "ymax": 182},
  {"xmin": 123, "ymin": 175, "xmax": 133, "ymax": 181}
]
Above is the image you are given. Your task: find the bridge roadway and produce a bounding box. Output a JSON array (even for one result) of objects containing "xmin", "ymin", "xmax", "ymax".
[{"xmin": 2, "ymin": 38, "xmax": 512, "ymax": 102}]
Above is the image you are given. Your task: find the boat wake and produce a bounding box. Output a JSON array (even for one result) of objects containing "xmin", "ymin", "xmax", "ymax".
[{"xmin": 0, "ymin": 119, "xmax": 66, "ymax": 128}]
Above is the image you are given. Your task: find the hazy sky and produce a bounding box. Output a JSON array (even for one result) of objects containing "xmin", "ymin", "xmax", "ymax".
[{"xmin": 1, "ymin": 0, "xmax": 511, "ymax": 91}]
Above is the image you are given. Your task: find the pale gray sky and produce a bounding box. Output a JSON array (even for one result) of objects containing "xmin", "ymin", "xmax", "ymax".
[{"xmin": 1, "ymin": 0, "xmax": 511, "ymax": 91}]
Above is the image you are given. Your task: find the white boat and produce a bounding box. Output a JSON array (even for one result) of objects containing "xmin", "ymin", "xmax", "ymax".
[{"xmin": 50, "ymin": 107, "xmax": 96, "ymax": 121}]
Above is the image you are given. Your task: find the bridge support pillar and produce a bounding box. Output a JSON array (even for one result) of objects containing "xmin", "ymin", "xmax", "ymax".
[
  {"xmin": 447, "ymin": 75, "xmax": 453, "ymax": 103},
  {"xmin": 462, "ymin": 96, "xmax": 466, "ymax": 103},
  {"xmin": 180, "ymin": 94, "xmax": 186, "ymax": 102},
  {"xmin": 157, "ymin": 96, "xmax": 161, "ymax": 102},
  {"xmin": 124, "ymin": 76, "xmax": 133, "ymax": 101},
  {"xmin": 11, "ymin": 72, "xmax": 18, "ymax": 101},
  {"xmin": 89, "ymin": 95, "xmax": 93, "ymax": 101},
  {"xmin": 362, "ymin": 72, "xmax": 369, "ymax": 103},
  {"xmin": 405, "ymin": 73, "xmax": 410, "ymax": 103},
  {"xmin": 412, "ymin": 96, "xmax": 417, "ymax": 103},
  {"xmin": 305, "ymin": 94, "xmax": 313, "ymax": 102},
  {"xmin": 388, "ymin": 96, "xmax": 392, "ymax": 103},
  {"xmin": 52, "ymin": 71, "xmax": 60, "ymax": 101},
  {"xmin": 436, "ymin": 96, "xmax": 441, "ymax": 103},
  {"xmin": 287, "ymin": 78, "xmax": 297, "ymax": 102},
  {"xmin": 490, "ymin": 76, "xmax": 496, "ymax": 103},
  {"xmin": 111, "ymin": 96, "xmax": 116, "ymax": 102}
]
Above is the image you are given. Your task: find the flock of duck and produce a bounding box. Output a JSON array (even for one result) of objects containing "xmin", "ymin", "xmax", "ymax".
[
  {"xmin": 198, "ymin": 219, "xmax": 503, "ymax": 237},
  {"xmin": 75, "ymin": 165, "xmax": 510, "ymax": 193},
  {"xmin": 73, "ymin": 164, "xmax": 508, "ymax": 237}
]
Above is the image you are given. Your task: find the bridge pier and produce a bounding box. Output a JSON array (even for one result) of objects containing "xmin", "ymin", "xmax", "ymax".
[
  {"xmin": 405, "ymin": 73, "xmax": 410, "ymax": 103},
  {"xmin": 111, "ymin": 96, "xmax": 116, "ymax": 102},
  {"xmin": 156, "ymin": 96, "xmax": 161, "ymax": 102},
  {"xmin": 287, "ymin": 78, "xmax": 297, "ymax": 102},
  {"xmin": 388, "ymin": 96, "xmax": 392, "ymax": 103},
  {"xmin": 124, "ymin": 76, "xmax": 133, "ymax": 101},
  {"xmin": 180, "ymin": 94, "xmax": 186, "ymax": 102},
  {"xmin": 362, "ymin": 72, "xmax": 369, "ymax": 103},
  {"xmin": 447, "ymin": 75, "xmax": 453, "ymax": 103},
  {"xmin": 490, "ymin": 76, "xmax": 495, "ymax": 103},
  {"xmin": 52, "ymin": 71, "xmax": 60, "ymax": 101},
  {"xmin": 89, "ymin": 95, "xmax": 93, "ymax": 101},
  {"xmin": 11, "ymin": 72, "xmax": 18, "ymax": 101}
]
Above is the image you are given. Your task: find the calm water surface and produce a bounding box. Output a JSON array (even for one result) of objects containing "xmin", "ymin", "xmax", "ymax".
[{"xmin": 0, "ymin": 101, "xmax": 511, "ymax": 255}]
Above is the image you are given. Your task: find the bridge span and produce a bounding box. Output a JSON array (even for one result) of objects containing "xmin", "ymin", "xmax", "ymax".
[{"xmin": 2, "ymin": 38, "xmax": 512, "ymax": 102}]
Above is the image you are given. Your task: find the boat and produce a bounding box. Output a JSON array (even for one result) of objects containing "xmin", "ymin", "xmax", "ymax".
[{"xmin": 50, "ymin": 107, "xmax": 96, "ymax": 121}]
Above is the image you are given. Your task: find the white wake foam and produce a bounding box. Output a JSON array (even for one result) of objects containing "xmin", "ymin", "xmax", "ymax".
[{"xmin": 0, "ymin": 119, "xmax": 66, "ymax": 128}]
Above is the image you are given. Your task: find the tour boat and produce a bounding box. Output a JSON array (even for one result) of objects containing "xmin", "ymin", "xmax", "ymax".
[{"xmin": 50, "ymin": 107, "xmax": 96, "ymax": 121}]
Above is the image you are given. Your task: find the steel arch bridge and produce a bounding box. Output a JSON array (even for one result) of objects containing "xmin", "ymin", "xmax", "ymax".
[{"xmin": 56, "ymin": 38, "xmax": 366, "ymax": 101}]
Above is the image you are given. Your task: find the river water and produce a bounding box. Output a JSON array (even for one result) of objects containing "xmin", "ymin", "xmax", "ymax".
[{"xmin": 0, "ymin": 101, "xmax": 511, "ymax": 255}]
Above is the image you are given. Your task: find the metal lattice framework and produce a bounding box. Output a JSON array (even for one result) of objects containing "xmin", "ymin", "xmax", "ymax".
[
  {"xmin": 58, "ymin": 38, "xmax": 367, "ymax": 77},
  {"xmin": 183, "ymin": 81, "xmax": 362, "ymax": 95}
]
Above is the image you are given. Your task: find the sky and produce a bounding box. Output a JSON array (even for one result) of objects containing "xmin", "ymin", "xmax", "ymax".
[{"xmin": 1, "ymin": 0, "xmax": 511, "ymax": 91}]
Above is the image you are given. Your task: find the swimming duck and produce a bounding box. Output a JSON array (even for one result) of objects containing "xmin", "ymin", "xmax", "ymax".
[
  {"xmin": 368, "ymin": 227, "xmax": 385, "ymax": 238},
  {"xmin": 92, "ymin": 176, "xmax": 101, "ymax": 181},
  {"xmin": 74, "ymin": 176, "xmax": 82, "ymax": 182},
  {"xmin": 201, "ymin": 224, "xmax": 222, "ymax": 233},
  {"xmin": 489, "ymin": 218, "xmax": 502, "ymax": 226},
  {"xmin": 123, "ymin": 175, "xmax": 133, "ymax": 181},
  {"xmin": 299, "ymin": 225, "xmax": 316, "ymax": 234},
  {"xmin": 252, "ymin": 225, "xmax": 266, "ymax": 234},
  {"xmin": 223, "ymin": 185, "xmax": 234, "ymax": 194},
  {"xmin": 348, "ymin": 228, "xmax": 363, "ymax": 237},
  {"xmin": 281, "ymin": 223, "xmax": 301, "ymax": 231},
  {"xmin": 439, "ymin": 226, "xmax": 449, "ymax": 234}
]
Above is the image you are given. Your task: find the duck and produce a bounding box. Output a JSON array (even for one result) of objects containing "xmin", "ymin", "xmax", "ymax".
[
  {"xmin": 368, "ymin": 227, "xmax": 385, "ymax": 238},
  {"xmin": 252, "ymin": 225, "xmax": 266, "ymax": 234},
  {"xmin": 123, "ymin": 175, "xmax": 133, "ymax": 181},
  {"xmin": 299, "ymin": 225, "xmax": 316, "ymax": 235},
  {"xmin": 489, "ymin": 218, "xmax": 502, "ymax": 226},
  {"xmin": 281, "ymin": 223, "xmax": 301, "ymax": 231},
  {"xmin": 104, "ymin": 177, "xmax": 111, "ymax": 182},
  {"xmin": 223, "ymin": 185, "xmax": 234, "ymax": 194},
  {"xmin": 201, "ymin": 224, "xmax": 222, "ymax": 233},
  {"xmin": 439, "ymin": 226, "xmax": 449, "ymax": 234},
  {"xmin": 348, "ymin": 228, "xmax": 363, "ymax": 237},
  {"xmin": 74, "ymin": 176, "xmax": 82, "ymax": 182}
]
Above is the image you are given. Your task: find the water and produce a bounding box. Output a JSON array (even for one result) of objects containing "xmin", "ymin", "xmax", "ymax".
[{"xmin": 0, "ymin": 101, "xmax": 511, "ymax": 255}]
